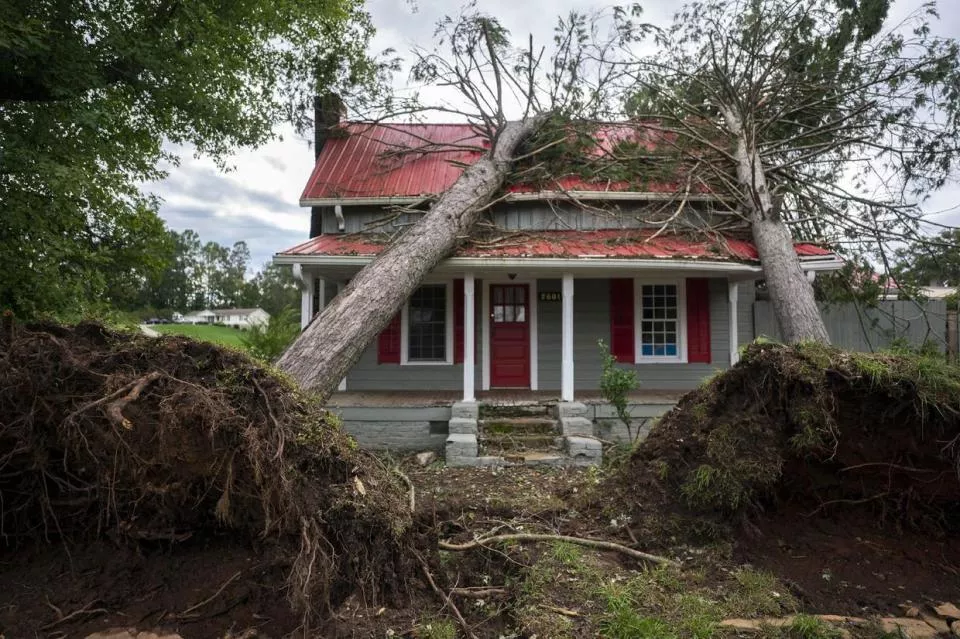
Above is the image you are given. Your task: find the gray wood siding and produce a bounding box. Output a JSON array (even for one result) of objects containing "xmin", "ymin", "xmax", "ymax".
[
  {"xmin": 323, "ymin": 201, "xmax": 737, "ymax": 234},
  {"xmin": 345, "ymin": 280, "xmax": 484, "ymax": 391},
  {"xmin": 537, "ymin": 277, "xmax": 731, "ymax": 391},
  {"xmin": 345, "ymin": 276, "xmax": 745, "ymax": 392}
]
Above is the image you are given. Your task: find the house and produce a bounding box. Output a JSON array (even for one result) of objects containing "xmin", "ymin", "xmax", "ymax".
[
  {"xmin": 213, "ymin": 308, "xmax": 270, "ymax": 329},
  {"xmin": 273, "ymin": 112, "xmax": 842, "ymax": 462},
  {"xmin": 181, "ymin": 309, "xmax": 216, "ymax": 325},
  {"xmin": 180, "ymin": 308, "xmax": 270, "ymax": 328}
]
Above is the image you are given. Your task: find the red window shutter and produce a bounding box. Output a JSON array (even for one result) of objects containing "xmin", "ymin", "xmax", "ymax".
[
  {"xmin": 686, "ymin": 278, "xmax": 711, "ymax": 363},
  {"xmin": 377, "ymin": 313, "xmax": 401, "ymax": 364},
  {"xmin": 609, "ymin": 278, "xmax": 635, "ymax": 363},
  {"xmin": 454, "ymin": 278, "xmax": 465, "ymax": 364}
]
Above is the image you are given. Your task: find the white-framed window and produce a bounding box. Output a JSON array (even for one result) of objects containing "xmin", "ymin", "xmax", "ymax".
[
  {"xmin": 401, "ymin": 281, "xmax": 454, "ymax": 365},
  {"xmin": 634, "ymin": 279, "xmax": 688, "ymax": 363}
]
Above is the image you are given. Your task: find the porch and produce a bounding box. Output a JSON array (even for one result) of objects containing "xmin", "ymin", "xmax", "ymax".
[{"xmin": 326, "ymin": 389, "xmax": 684, "ymax": 453}]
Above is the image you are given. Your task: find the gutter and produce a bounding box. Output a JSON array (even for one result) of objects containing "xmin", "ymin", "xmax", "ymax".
[{"xmin": 273, "ymin": 253, "xmax": 765, "ymax": 275}]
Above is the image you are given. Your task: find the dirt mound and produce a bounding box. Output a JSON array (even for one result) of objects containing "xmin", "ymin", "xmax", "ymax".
[
  {"xmin": 613, "ymin": 341, "xmax": 960, "ymax": 612},
  {"xmin": 623, "ymin": 341, "xmax": 960, "ymax": 529},
  {"xmin": 0, "ymin": 320, "xmax": 416, "ymax": 628}
]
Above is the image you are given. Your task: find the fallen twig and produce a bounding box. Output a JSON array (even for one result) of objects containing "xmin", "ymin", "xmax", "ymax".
[
  {"xmin": 450, "ymin": 587, "xmax": 508, "ymax": 599},
  {"xmin": 176, "ymin": 570, "xmax": 242, "ymax": 618},
  {"xmin": 40, "ymin": 600, "xmax": 108, "ymax": 630},
  {"xmin": 105, "ymin": 371, "xmax": 163, "ymax": 429},
  {"xmin": 439, "ymin": 533, "xmax": 677, "ymax": 566},
  {"xmin": 415, "ymin": 552, "xmax": 477, "ymax": 639},
  {"xmin": 543, "ymin": 604, "xmax": 580, "ymax": 617}
]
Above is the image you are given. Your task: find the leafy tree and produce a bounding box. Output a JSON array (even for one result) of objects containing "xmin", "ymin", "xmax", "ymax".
[
  {"xmin": 0, "ymin": 0, "xmax": 378, "ymax": 317},
  {"xmin": 250, "ymin": 262, "xmax": 301, "ymax": 318},
  {"xmin": 622, "ymin": 0, "xmax": 960, "ymax": 343},
  {"xmin": 893, "ymin": 228, "xmax": 960, "ymax": 287}
]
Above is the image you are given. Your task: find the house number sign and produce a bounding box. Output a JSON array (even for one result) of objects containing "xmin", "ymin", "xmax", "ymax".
[{"xmin": 539, "ymin": 291, "xmax": 562, "ymax": 302}]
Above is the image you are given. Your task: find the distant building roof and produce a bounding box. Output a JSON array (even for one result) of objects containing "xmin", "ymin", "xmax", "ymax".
[{"xmin": 213, "ymin": 308, "xmax": 266, "ymax": 316}]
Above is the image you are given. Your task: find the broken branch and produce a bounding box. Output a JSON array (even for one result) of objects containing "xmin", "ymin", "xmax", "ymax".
[
  {"xmin": 105, "ymin": 371, "xmax": 163, "ymax": 429},
  {"xmin": 439, "ymin": 533, "xmax": 677, "ymax": 565},
  {"xmin": 416, "ymin": 552, "xmax": 478, "ymax": 639}
]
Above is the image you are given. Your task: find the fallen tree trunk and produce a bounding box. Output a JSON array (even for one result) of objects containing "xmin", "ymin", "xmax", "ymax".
[
  {"xmin": 277, "ymin": 118, "xmax": 544, "ymax": 399},
  {"xmin": 724, "ymin": 108, "xmax": 830, "ymax": 344}
]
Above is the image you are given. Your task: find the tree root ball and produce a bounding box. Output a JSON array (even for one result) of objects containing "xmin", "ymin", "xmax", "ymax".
[
  {"xmin": 0, "ymin": 321, "xmax": 417, "ymax": 624},
  {"xmin": 617, "ymin": 342, "xmax": 960, "ymax": 536}
]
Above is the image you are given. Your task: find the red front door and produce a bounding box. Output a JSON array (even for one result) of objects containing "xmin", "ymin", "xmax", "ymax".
[{"xmin": 490, "ymin": 284, "xmax": 530, "ymax": 388}]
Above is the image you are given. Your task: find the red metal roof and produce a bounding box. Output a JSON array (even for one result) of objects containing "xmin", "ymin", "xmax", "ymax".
[
  {"xmin": 278, "ymin": 230, "xmax": 833, "ymax": 262},
  {"xmin": 301, "ymin": 122, "xmax": 686, "ymax": 202},
  {"xmin": 302, "ymin": 123, "xmax": 487, "ymax": 202}
]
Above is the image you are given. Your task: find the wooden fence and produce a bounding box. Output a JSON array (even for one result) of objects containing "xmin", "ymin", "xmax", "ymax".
[{"xmin": 753, "ymin": 300, "xmax": 955, "ymax": 355}]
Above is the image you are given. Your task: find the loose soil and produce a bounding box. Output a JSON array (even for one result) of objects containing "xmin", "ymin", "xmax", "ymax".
[{"xmin": 736, "ymin": 507, "xmax": 960, "ymax": 614}]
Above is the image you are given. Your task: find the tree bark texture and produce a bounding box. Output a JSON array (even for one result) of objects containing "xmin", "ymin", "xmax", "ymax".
[
  {"xmin": 723, "ymin": 108, "xmax": 830, "ymax": 344},
  {"xmin": 277, "ymin": 118, "xmax": 544, "ymax": 401}
]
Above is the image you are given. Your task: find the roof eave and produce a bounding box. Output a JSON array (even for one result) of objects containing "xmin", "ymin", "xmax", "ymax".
[{"xmin": 273, "ymin": 253, "xmax": 764, "ymax": 274}]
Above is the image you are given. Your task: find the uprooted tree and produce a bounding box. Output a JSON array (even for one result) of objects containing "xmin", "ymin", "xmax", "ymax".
[
  {"xmin": 278, "ymin": 8, "xmax": 647, "ymax": 398},
  {"xmin": 619, "ymin": 0, "xmax": 960, "ymax": 343}
]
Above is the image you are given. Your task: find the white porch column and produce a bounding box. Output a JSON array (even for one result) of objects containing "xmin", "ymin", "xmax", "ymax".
[
  {"xmin": 728, "ymin": 280, "xmax": 740, "ymax": 366},
  {"xmin": 463, "ymin": 273, "xmax": 476, "ymax": 402},
  {"xmin": 295, "ymin": 265, "xmax": 314, "ymax": 330},
  {"xmin": 561, "ymin": 273, "xmax": 575, "ymax": 402}
]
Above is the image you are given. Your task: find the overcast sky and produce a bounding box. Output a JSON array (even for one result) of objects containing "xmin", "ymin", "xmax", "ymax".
[{"xmin": 149, "ymin": 0, "xmax": 960, "ymax": 270}]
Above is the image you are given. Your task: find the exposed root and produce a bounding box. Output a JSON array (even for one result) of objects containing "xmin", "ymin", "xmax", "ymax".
[
  {"xmin": 40, "ymin": 600, "xmax": 108, "ymax": 630},
  {"xmin": 105, "ymin": 370, "xmax": 162, "ymax": 429},
  {"xmin": 394, "ymin": 468, "xmax": 416, "ymax": 513},
  {"xmin": 176, "ymin": 570, "xmax": 242, "ymax": 618},
  {"xmin": 416, "ymin": 552, "xmax": 478, "ymax": 639},
  {"xmin": 439, "ymin": 533, "xmax": 677, "ymax": 566}
]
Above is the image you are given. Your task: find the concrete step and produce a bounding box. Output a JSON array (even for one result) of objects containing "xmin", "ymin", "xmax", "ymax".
[
  {"xmin": 479, "ymin": 403, "xmax": 552, "ymax": 419},
  {"xmin": 480, "ymin": 433, "xmax": 561, "ymax": 452},
  {"xmin": 479, "ymin": 417, "xmax": 558, "ymax": 436},
  {"xmin": 503, "ymin": 451, "xmax": 565, "ymax": 466}
]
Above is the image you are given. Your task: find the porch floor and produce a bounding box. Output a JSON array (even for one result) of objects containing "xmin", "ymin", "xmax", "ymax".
[{"xmin": 327, "ymin": 389, "xmax": 685, "ymax": 408}]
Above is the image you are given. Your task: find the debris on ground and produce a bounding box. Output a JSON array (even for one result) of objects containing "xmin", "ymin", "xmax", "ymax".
[{"xmin": 0, "ymin": 321, "xmax": 417, "ymax": 636}]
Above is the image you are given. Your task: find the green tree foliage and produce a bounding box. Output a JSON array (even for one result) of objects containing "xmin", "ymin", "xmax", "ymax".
[
  {"xmin": 250, "ymin": 262, "xmax": 301, "ymax": 317},
  {"xmin": 893, "ymin": 228, "xmax": 960, "ymax": 288},
  {"xmin": 0, "ymin": 0, "xmax": 377, "ymax": 317},
  {"xmin": 241, "ymin": 308, "xmax": 301, "ymax": 362}
]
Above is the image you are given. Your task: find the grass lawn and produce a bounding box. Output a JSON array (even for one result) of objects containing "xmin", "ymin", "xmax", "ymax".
[{"xmin": 152, "ymin": 323, "xmax": 247, "ymax": 348}]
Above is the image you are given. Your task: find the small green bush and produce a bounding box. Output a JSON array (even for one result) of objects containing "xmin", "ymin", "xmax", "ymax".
[
  {"xmin": 598, "ymin": 339, "xmax": 640, "ymax": 441},
  {"xmin": 241, "ymin": 307, "xmax": 300, "ymax": 362}
]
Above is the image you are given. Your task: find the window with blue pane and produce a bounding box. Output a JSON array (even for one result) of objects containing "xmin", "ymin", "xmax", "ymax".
[{"xmin": 640, "ymin": 284, "xmax": 679, "ymax": 358}]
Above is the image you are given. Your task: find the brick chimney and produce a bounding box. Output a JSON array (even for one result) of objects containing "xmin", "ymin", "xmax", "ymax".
[
  {"xmin": 310, "ymin": 93, "xmax": 344, "ymax": 238},
  {"xmin": 313, "ymin": 93, "xmax": 344, "ymax": 160}
]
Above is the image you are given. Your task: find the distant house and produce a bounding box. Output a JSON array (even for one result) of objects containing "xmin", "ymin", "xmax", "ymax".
[
  {"xmin": 181, "ymin": 309, "xmax": 216, "ymax": 324},
  {"xmin": 213, "ymin": 308, "xmax": 270, "ymax": 329}
]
